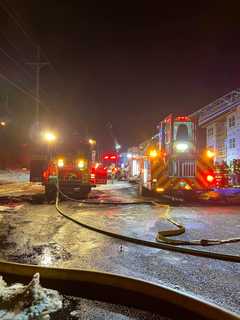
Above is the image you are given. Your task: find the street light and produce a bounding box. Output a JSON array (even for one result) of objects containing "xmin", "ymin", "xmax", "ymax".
[
  {"xmin": 89, "ymin": 138, "xmax": 97, "ymax": 163},
  {"xmin": 115, "ymin": 143, "xmax": 121, "ymax": 151},
  {"xmin": 42, "ymin": 131, "xmax": 57, "ymax": 143},
  {"xmin": 89, "ymin": 138, "xmax": 96, "ymax": 145},
  {"xmin": 0, "ymin": 121, "xmax": 6, "ymax": 127},
  {"xmin": 42, "ymin": 131, "xmax": 57, "ymax": 159}
]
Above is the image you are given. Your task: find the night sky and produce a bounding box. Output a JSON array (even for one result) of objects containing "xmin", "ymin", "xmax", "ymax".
[{"xmin": 2, "ymin": 1, "xmax": 240, "ymax": 151}]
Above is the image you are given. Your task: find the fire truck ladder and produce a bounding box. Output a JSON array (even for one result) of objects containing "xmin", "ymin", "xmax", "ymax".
[{"xmin": 191, "ymin": 88, "xmax": 240, "ymax": 126}]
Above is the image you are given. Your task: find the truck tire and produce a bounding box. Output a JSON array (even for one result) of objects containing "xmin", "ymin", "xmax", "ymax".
[
  {"xmin": 45, "ymin": 184, "xmax": 57, "ymax": 203},
  {"xmin": 73, "ymin": 186, "xmax": 90, "ymax": 199}
]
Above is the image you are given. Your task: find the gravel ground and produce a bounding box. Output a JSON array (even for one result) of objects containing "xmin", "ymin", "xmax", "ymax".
[
  {"xmin": 0, "ymin": 180, "xmax": 239, "ymax": 317},
  {"xmin": 52, "ymin": 296, "xmax": 171, "ymax": 320}
]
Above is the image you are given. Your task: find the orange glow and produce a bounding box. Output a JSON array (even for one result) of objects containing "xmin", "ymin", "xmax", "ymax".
[
  {"xmin": 57, "ymin": 159, "xmax": 64, "ymax": 167},
  {"xmin": 156, "ymin": 187, "xmax": 165, "ymax": 192},
  {"xmin": 43, "ymin": 171, "xmax": 48, "ymax": 179},
  {"xmin": 206, "ymin": 150, "xmax": 215, "ymax": 158},
  {"xmin": 149, "ymin": 149, "xmax": 157, "ymax": 158},
  {"xmin": 206, "ymin": 175, "xmax": 214, "ymax": 183}
]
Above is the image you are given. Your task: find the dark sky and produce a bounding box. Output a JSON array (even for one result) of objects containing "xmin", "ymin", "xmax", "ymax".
[{"xmin": 2, "ymin": 1, "xmax": 240, "ymax": 150}]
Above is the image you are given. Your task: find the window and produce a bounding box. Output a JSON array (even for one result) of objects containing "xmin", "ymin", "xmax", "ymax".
[
  {"xmin": 165, "ymin": 121, "xmax": 171, "ymax": 144},
  {"xmin": 207, "ymin": 127, "xmax": 214, "ymax": 137},
  {"xmin": 229, "ymin": 138, "xmax": 236, "ymax": 149},
  {"xmin": 173, "ymin": 121, "xmax": 193, "ymax": 141},
  {"xmin": 229, "ymin": 115, "xmax": 235, "ymax": 128}
]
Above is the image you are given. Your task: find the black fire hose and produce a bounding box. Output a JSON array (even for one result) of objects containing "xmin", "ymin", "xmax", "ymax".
[{"xmin": 55, "ymin": 187, "xmax": 240, "ymax": 263}]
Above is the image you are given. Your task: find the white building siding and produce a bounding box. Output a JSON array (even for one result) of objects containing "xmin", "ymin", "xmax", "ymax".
[
  {"xmin": 206, "ymin": 124, "xmax": 216, "ymax": 150},
  {"xmin": 205, "ymin": 107, "xmax": 240, "ymax": 165},
  {"xmin": 226, "ymin": 108, "xmax": 240, "ymax": 164}
]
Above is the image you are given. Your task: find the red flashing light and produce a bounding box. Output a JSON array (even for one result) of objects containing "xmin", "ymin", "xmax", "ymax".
[
  {"xmin": 175, "ymin": 116, "xmax": 190, "ymax": 122},
  {"xmin": 110, "ymin": 155, "xmax": 116, "ymax": 160},
  {"xmin": 206, "ymin": 175, "xmax": 214, "ymax": 183},
  {"xmin": 43, "ymin": 171, "xmax": 48, "ymax": 179},
  {"xmin": 103, "ymin": 156, "xmax": 109, "ymax": 160}
]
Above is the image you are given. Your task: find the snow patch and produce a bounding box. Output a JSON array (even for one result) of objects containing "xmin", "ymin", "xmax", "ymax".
[{"xmin": 0, "ymin": 273, "xmax": 62, "ymax": 319}]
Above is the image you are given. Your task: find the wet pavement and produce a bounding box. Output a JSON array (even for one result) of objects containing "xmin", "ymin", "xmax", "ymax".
[{"xmin": 0, "ymin": 180, "xmax": 239, "ymax": 316}]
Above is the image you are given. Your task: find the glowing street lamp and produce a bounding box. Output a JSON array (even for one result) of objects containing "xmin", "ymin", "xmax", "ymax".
[
  {"xmin": 42, "ymin": 131, "xmax": 57, "ymax": 143},
  {"xmin": 42, "ymin": 131, "xmax": 57, "ymax": 159},
  {"xmin": 115, "ymin": 143, "xmax": 121, "ymax": 151},
  {"xmin": 0, "ymin": 121, "xmax": 6, "ymax": 127},
  {"xmin": 89, "ymin": 138, "xmax": 96, "ymax": 145}
]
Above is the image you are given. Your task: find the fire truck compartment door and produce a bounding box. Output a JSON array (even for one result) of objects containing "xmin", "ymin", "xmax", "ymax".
[{"xmin": 30, "ymin": 159, "xmax": 47, "ymax": 182}]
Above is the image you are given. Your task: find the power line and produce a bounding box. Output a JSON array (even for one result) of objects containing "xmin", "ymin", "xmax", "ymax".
[
  {"xmin": 0, "ymin": 0, "xmax": 60, "ymax": 79},
  {"xmin": 0, "ymin": 36, "xmax": 54, "ymax": 104},
  {"xmin": 0, "ymin": 0, "xmax": 61, "ymax": 114},
  {"xmin": 0, "ymin": 46, "xmax": 34, "ymax": 81},
  {"xmin": 0, "ymin": 0, "xmax": 36, "ymax": 47},
  {"xmin": 0, "ymin": 69, "xmax": 49, "ymax": 109}
]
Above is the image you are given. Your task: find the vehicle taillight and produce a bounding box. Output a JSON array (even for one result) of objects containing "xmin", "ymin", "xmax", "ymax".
[{"xmin": 43, "ymin": 171, "xmax": 48, "ymax": 179}]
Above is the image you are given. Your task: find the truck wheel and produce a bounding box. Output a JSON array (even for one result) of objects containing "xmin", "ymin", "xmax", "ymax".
[
  {"xmin": 45, "ymin": 185, "xmax": 57, "ymax": 203},
  {"xmin": 75, "ymin": 187, "xmax": 91, "ymax": 199}
]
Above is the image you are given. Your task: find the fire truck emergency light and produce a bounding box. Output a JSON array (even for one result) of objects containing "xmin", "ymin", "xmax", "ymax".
[
  {"xmin": 206, "ymin": 175, "xmax": 214, "ymax": 183},
  {"xmin": 176, "ymin": 143, "xmax": 189, "ymax": 152},
  {"xmin": 149, "ymin": 150, "xmax": 157, "ymax": 158},
  {"xmin": 206, "ymin": 150, "xmax": 215, "ymax": 158}
]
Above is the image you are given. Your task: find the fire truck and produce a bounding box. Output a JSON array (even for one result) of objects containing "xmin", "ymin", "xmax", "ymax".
[
  {"xmin": 91, "ymin": 163, "xmax": 108, "ymax": 184},
  {"xmin": 102, "ymin": 152, "xmax": 119, "ymax": 178},
  {"xmin": 30, "ymin": 137, "xmax": 95, "ymax": 201},
  {"xmin": 138, "ymin": 114, "xmax": 216, "ymax": 196}
]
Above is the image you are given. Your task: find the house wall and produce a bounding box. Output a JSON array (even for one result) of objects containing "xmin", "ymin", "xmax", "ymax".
[{"xmin": 205, "ymin": 106, "xmax": 240, "ymax": 165}]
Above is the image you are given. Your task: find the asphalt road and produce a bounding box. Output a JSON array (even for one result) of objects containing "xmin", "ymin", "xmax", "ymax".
[{"xmin": 0, "ymin": 180, "xmax": 239, "ymax": 316}]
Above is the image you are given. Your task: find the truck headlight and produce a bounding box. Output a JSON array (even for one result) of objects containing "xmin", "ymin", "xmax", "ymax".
[
  {"xmin": 176, "ymin": 143, "xmax": 189, "ymax": 152},
  {"xmin": 78, "ymin": 160, "xmax": 85, "ymax": 169},
  {"xmin": 57, "ymin": 159, "xmax": 64, "ymax": 167}
]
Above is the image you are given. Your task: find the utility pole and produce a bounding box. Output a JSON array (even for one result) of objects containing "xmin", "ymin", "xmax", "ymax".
[{"xmin": 27, "ymin": 46, "xmax": 49, "ymax": 129}]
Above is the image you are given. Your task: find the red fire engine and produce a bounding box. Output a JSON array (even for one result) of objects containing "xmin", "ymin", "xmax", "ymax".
[
  {"xmin": 30, "ymin": 138, "xmax": 95, "ymax": 201},
  {"xmin": 91, "ymin": 163, "xmax": 108, "ymax": 184},
  {"xmin": 102, "ymin": 152, "xmax": 119, "ymax": 178},
  {"xmin": 138, "ymin": 114, "xmax": 216, "ymax": 196}
]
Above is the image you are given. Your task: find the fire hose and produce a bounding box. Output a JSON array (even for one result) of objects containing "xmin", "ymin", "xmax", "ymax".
[{"xmin": 55, "ymin": 184, "xmax": 240, "ymax": 263}]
